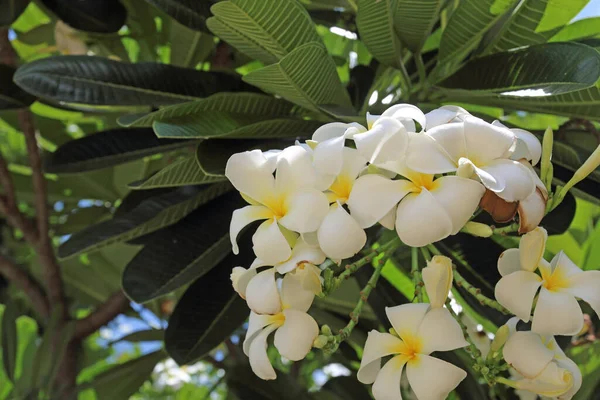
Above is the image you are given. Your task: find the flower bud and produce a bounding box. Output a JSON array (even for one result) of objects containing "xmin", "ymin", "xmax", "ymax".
[
  {"xmin": 461, "ymin": 221, "xmax": 493, "ymax": 238},
  {"xmin": 313, "ymin": 335, "xmax": 329, "ymax": 349},
  {"xmin": 541, "ymin": 127, "xmax": 554, "ymax": 190},
  {"xmin": 490, "ymin": 324, "xmax": 509, "ymax": 353},
  {"xmin": 321, "ymin": 325, "xmax": 332, "ymax": 336},
  {"xmin": 422, "ymin": 255, "xmax": 453, "ymax": 308}
]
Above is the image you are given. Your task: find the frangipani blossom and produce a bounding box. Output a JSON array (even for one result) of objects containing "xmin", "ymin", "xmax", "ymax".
[
  {"xmin": 317, "ymin": 148, "xmax": 368, "ymax": 260},
  {"xmin": 517, "ymin": 161, "xmax": 548, "ymax": 233},
  {"xmin": 406, "ymin": 115, "xmax": 536, "ymax": 203},
  {"xmin": 226, "ymin": 146, "xmax": 329, "ymax": 264},
  {"xmin": 358, "ymin": 254, "xmax": 468, "ymax": 399},
  {"xmin": 347, "ymin": 162, "xmax": 485, "ymax": 247},
  {"xmin": 242, "ymin": 273, "xmax": 319, "ymax": 380},
  {"xmin": 495, "ymin": 227, "xmax": 600, "ymax": 335},
  {"xmin": 502, "ymin": 319, "xmax": 581, "ymax": 399}
]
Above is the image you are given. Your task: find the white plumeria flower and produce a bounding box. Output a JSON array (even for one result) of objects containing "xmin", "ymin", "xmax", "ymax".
[
  {"xmin": 517, "ymin": 160, "xmax": 548, "ymax": 233},
  {"xmin": 347, "ymin": 161, "xmax": 485, "ymax": 247},
  {"xmin": 406, "ymin": 115, "xmax": 537, "ymax": 202},
  {"xmin": 316, "ymin": 147, "xmax": 368, "ymax": 260},
  {"xmin": 226, "ymin": 146, "xmax": 329, "ymax": 264},
  {"xmin": 358, "ymin": 254, "xmax": 468, "ymax": 400},
  {"xmin": 495, "ymin": 227, "xmax": 600, "ymax": 336},
  {"xmin": 502, "ymin": 319, "xmax": 582, "ymax": 399},
  {"xmin": 242, "ymin": 273, "xmax": 319, "ymax": 380}
]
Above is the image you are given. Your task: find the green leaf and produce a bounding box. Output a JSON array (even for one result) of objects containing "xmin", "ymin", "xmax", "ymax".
[
  {"xmin": 0, "ymin": 65, "xmax": 36, "ymax": 110},
  {"xmin": 53, "ymin": 206, "xmax": 111, "ymax": 236},
  {"xmin": 170, "ymin": 24, "xmax": 215, "ymax": 67},
  {"xmin": 550, "ymin": 17, "xmax": 600, "ymax": 42},
  {"xmin": 438, "ymin": 43, "xmax": 600, "ymax": 95},
  {"xmin": 78, "ymin": 350, "xmax": 165, "ymax": 399},
  {"xmin": 165, "ymin": 244, "xmax": 251, "ymax": 364},
  {"xmin": 227, "ymin": 364, "xmax": 313, "ymax": 400},
  {"xmin": 535, "ymin": 0, "xmax": 589, "ymax": 33},
  {"xmin": 438, "ymin": 0, "xmax": 518, "ymax": 66},
  {"xmin": 394, "ymin": 0, "xmax": 443, "ymax": 54},
  {"xmin": 41, "ymin": 0, "xmax": 127, "ymax": 33},
  {"xmin": 43, "ymin": 128, "xmax": 194, "ymax": 174},
  {"xmin": 129, "ymin": 155, "xmax": 226, "ymax": 190},
  {"xmin": 243, "ymin": 43, "xmax": 352, "ymax": 112},
  {"xmin": 355, "ymin": 0, "xmax": 403, "ymax": 67},
  {"xmin": 58, "ymin": 183, "xmax": 232, "ymax": 258},
  {"xmin": 111, "ymin": 329, "xmax": 165, "ymax": 344},
  {"xmin": 122, "ymin": 191, "xmax": 242, "ymax": 303},
  {"xmin": 321, "ymin": 376, "xmax": 371, "ymax": 400},
  {"xmin": 206, "ymin": 0, "xmax": 321, "ymax": 64},
  {"xmin": 144, "ymin": 0, "xmax": 212, "ymax": 31},
  {"xmin": 1, "ymin": 302, "xmax": 18, "ymax": 382},
  {"xmin": 14, "ymin": 56, "xmax": 252, "ymax": 106},
  {"xmin": 482, "ymin": 0, "xmax": 548, "ymax": 54},
  {"xmin": 0, "ymin": 0, "xmax": 31, "ymax": 27},
  {"xmin": 121, "ymin": 93, "xmax": 298, "ymax": 128}
]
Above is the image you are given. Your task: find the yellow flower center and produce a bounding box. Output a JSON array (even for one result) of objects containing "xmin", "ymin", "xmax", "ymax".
[
  {"xmin": 540, "ymin": 267, "xmax": 568, "ymax": 292},
  {"xmin": 402, "ymin": 170, "xmax": 436, "ymax": 193},
  {"xmin": 394, "ymin": 332, "xmax": 423, "ymax": 362},
  {"xmin": 328, "ymin": 175, "xmax": 353, "ymax": 203},
  {"xmin": 263, "ymin": 195, "xmax": 288, "ymax": 219},
  {"xmin": 268, "ymin": 312, "xmax": 286, "ymax": 327}
]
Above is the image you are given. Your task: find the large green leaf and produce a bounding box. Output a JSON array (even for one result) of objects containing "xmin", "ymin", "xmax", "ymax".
[
  {"xmin": 169, "ymin": 24, "xmax": 215, "ymax": 67},
  {"xmin": 164, "ymin": 242, "xmax": 251, "ymax": 364},
  {"xmin": 437, "ymin": 0, "xmax": 518, "ymax": 68},
  {"xmin": 14, "ymin": 56, "xmax": 252, "ymax": 106},
  {"xmin": 535, "ymin": 0, "xmax": 589, "ymax": 33},
  {"xmin": 58, "ymin": 183, "xmax": 231, "ymax": 258},
  {"xmin": 0, "ymin": 65, "xmax": 36, "ymax": 110},
  {"xmin": 550, "ymin": 17, "xmax": 600, "ymax": 42},
  {"xmin": 111, "ymin": 329, "xmax": 165, "ymax": 344},
  {"xmin": 129, "ymin": 155, "xmax": 226, "ymax": 190},
  {"xmin": 243, "ymin": 43, "xmax": 352, "ymax": 112},
  {"xmin": 438, "ymin": 43, "xmax": 600, "ymax": 95},
  {"xmin": 355, "ymin": 0, "xmax": 403, "ymax": 68},
  {"xmin": 482, "ymin": 0, "xmax": 548, "ymax": 54},
  {"xmin": 206, "ymin": 0, "xmax": 321, "ymax": 64},
  {"xmin": 121, "ymin": 93, "xmax": 298, "ymax": 127},
  {"xmin": 0, "ymin": 0, "xmax": 31, "ymax": 27},
  {"xmin": 1, "ymin": 302, "xmax": 18, "ymax": 383},
  {"xmin": 394, "ymin": 0, "xmax": 442, "ymax": 53},
  {"xmin": 122, "ymin": 191, "xmax": 242, "ymax": 303},
  {"xmin": 40, "ymin": 0, "xmax": 127, "ymax": 33},
  {"xmin": 43, "ymin": 128, "xmax": 194, "ymax": 173},
  {"xmin": 320, "ymin": 376, "xmax": 372, "ymax": 400},
  {"xmin": 144, "ymin": 0, "xmax": 212, "ymax": 31}
]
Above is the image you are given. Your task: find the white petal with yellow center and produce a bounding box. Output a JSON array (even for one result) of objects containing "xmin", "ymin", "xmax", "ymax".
[
  {"xmin": 245, "ymin": 269, "xmax": 281, "ymax": 315},
  {"xmin": 495, "ymin": 271, "xmax": 542, "ymax": 322},
  {"xmin": 317, "ymin": 205, "xmax": 366, "ymax": 260},
  {"xmin": 386, "ymin": 303, "xmax": 429, "ymax": 341},
  {"xmin": 406, "ymin": 354, "xmax": 467, "ymax": 400},
  {"xmin": 274, "ymin": 309, "xmax": 319, "ymax": 361},
  {"xmin": 252, "ymin": 219, "xmax": 292, "ymax": 265},
  {"xmin": 358, "ymin": 331, "xmax": 405, "ymax": 384},
  {"xmin": 248, "ymin": 323, "xmax": 280, "ymax": 380},
  {"xmin": 278, "ymin": 188, "xmax": 329, "ymax": 233},
  {"xmin": 225, "ymin": 150, "xmax": 276, "ymax": 204},
  {"xmin": 417, "ymin": 308, "xmax": 468, "ymax": 354},
  {"xmin": 229, "ymin": 205, "xmax": 273, "ymax": 254},
  {"xmin": 428, "ymin": 176, "xmax": 485, "ymax": 234},
  {"xmin": 243, "ymin": 312, "xmax": 273, "ymax": 355}
]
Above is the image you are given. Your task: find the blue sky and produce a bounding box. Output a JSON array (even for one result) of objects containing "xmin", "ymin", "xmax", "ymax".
[{"xmin": 575, "ymin": 0, "xmax": 600, "ymax": 19}]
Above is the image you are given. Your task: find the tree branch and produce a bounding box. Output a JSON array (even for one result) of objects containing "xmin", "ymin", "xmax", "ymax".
[
  {"xmin": 0, "ymin": 255, "xmax": 49, "ymax": 318},
  {"xmin": 74, "ymin": 290, "xmax": 129, "ymax": 339}
]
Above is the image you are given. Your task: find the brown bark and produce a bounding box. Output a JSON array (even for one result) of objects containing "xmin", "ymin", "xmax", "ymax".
[{"xmin": 74, "ymin": 290, "xmax": 130, "ymax": 339}]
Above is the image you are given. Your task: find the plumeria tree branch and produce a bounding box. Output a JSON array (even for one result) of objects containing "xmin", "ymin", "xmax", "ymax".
[
  {"xmin": 74, "ymin": 290, "xmax": 130, "ymax": 339},
  {"xmin": 0, "ymin": 255, "xmax": 49, "ymax": 318},
  {"xmin": 413, "ymin": 247, "xmax": 424, "ymax": 302}
]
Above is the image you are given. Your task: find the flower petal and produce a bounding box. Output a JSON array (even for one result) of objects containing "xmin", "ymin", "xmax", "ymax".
[
  {"xmin": 279, "ymin": 188, "xmax": 329, "ymax": 233},
  {"xmin": 503, "ymin": 331, "xmax": 554, "ymax": 379},
  {"xmin": 382, "ymin": 103, "xmax": 427, "ymax": 131},
  {"xmin": 246, "ymin": 269, "xmax": 281, "ymax": 315},
  {"xmin": 244, "ymin": 312, "xmax": 273, "ymax": 355},
  {"xmin": 226, "ymin": 150, "xmax": 276, "ymax": 204},
  {"xmin": 386, "ymin": 303, "xmax": 429, "ymax": 341},
  {"xmin": 230, "ymin": 205, "xmax": 273, "ymax": 254},
  {"xmin": 478, "ymin": 159, "xmax": 535, "ymax": 202},
  {"xmin": 425, "ymin": 105, "xmax": 469, "ymax": 130},
  {"xmin": 516, "ymin": 361, "xmax": 574, "ymax": 398},
  {"xmin": 274, "ymin": 309, "xmax": 318, "ymax": 361},
  {"xmin": 253, "ymin": 219, "xmax": 292, "ymax": 265},
  {"xmin": 494, "ymin": 271, "xmax": 542, "ymax": 322},
  {"xmin": 275, "ymin": 239, "xmax": 326, "ymax": 274},
  {"xmin": 275, "ymin": 145, "xmax": 317, "ymax": 192},
  {"xmin": 418, "ymin": 308, "xmax": 468, "ymax": 354},
  {"xmin": 497, "ymin": 248, "xmax": 522, "ymax": 276},
  {"xmin": 358, "ymin": 330, "xmax": 405, "ymax": 384},
  {"xmin": 555, "ymin": 354, "xmax": 582, "ymax": 400},
  {"xmin": 312, "ymin": 122, "xmax": 364, "ymax": 142},
  {"xmin": 231, "ymin": 266, "xmax": 257, "ymax": 299},
  {"xmin": 313, "ymin": 135, "xmax": 345, "ymax": 176},
  {"xmin": 407, "ymin": 354, "xmax": 467, "ymax": 400},
  {"xmin": 519, "ymin": 226, "xmax": 548, "ymax": 272},
  {"xmin": 405, "ymin": 130, "xmax": 457, "ymax": 174},
  {"xmin": 429, "ymin": 176, "xmax": 485, "ymax": 234},
  {"xmin": 372, "ymin": 356, "xmax": 407, "ymax": 400},
  {"xmin": 422, "ymin": 256, "xmax": 453, "ymax": 308},
  {"xmin": 354, "ymin": 117, "xmax": 408, "ymax": 165},
  {"xmin": 280, "ymin": 273, "xmax": 315, "ymax": 312},
  {"xmin": 565, "ymin": 270, "xmax": 600, "ymax": 317},
  {"xmin": 292, "ymin": 264, "xmax": 323, "ymax": 295},
  {"xmin": 512, "ymin": 128, "xmax": 542, "ymax": 166},
  {"xmin": 248, "ymin": 324, "xmax": 279, "ymax": 380},
  {"xmin": 463, "ymin": 116, "xmax": 515, "ymax": 164},
  {"xmin": 518, "ymin": 188, "xmax": 547, "ymax": 233},
  {"xmin": 339, "ymin": 147, "xmax": 368, "ymax": 181},
  {"xmin": 347, "ymin": 174, "xmax": 414, "ymax": 228},
  {"xmin": 317, "ymin": 205, "xmax": 366, "ymax": 260},
  {"xmin": 395, "ymin": 190, "xmax": 454, "ymax": 247},
  {"xmin": 378, "ymin": 205, "xmax": 397, "ymax": 230},
  {"xmin": 532, "ymin": 288, "xmax": 584, "ymax": 336}
]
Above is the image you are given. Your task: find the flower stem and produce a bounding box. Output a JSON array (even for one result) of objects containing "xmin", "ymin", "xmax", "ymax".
[
  {"xmin": 492, "ymin": 223, "xmax": 519, "ymax": 235},
  {"xmin": 412, "ymin": 247, "xmax": 424, "ymax": 302},
  {"xmin": 453, "ymin": 270, "xmax": 511, "ymax": 314},
  {"xmin": 415, "ymin": 53, "xmax": 428, "ymax": 91},
  {"xmin": 495, "ymin": 377, "xmax": 519, "ymax": 389},
  {"xmin": 446, "ymin": 299, "xmax": 483, "ymax": 361}
]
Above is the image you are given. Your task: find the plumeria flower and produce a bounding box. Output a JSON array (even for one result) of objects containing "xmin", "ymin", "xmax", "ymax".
[
  {"xmin": 226, "ymin": 146, "xmax": 329, "ymax": 264},
  {"xmin": 347, "ymin": 161, "xmax": 485, "ymax": 247},
  {"xmin": 242, "ymin": 272, "xmax": 319, "ymax": 380},
  {"xmin": 406, "ymin": 115, "xmax": 537, "ymax": 203},
  {"xmin": 495, "ymin": 227, "xmax": 600, "ymax": 335},
  {"xmin": 358, "ymin": 255, "xmax": 468, "ymax": 399},
  {"xmin": 502, "ymin": 318, "xmax": 581, "ymax": 399},
  {"xmin": 516, "ymin": 160, "xmax": 548, "ymax": 233},
  {"xmin": 231, "ymin": 239, "xmax": 326, "ymax": 313},
  {"xmin": 316, "ymin": 147, "xmax": 368, "ymax": 260}
]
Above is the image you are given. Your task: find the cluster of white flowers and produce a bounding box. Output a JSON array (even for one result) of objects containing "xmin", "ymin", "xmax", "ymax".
[{"xmin": 224, "ymin": 104, "xmax": 597, "ymax": 399}]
